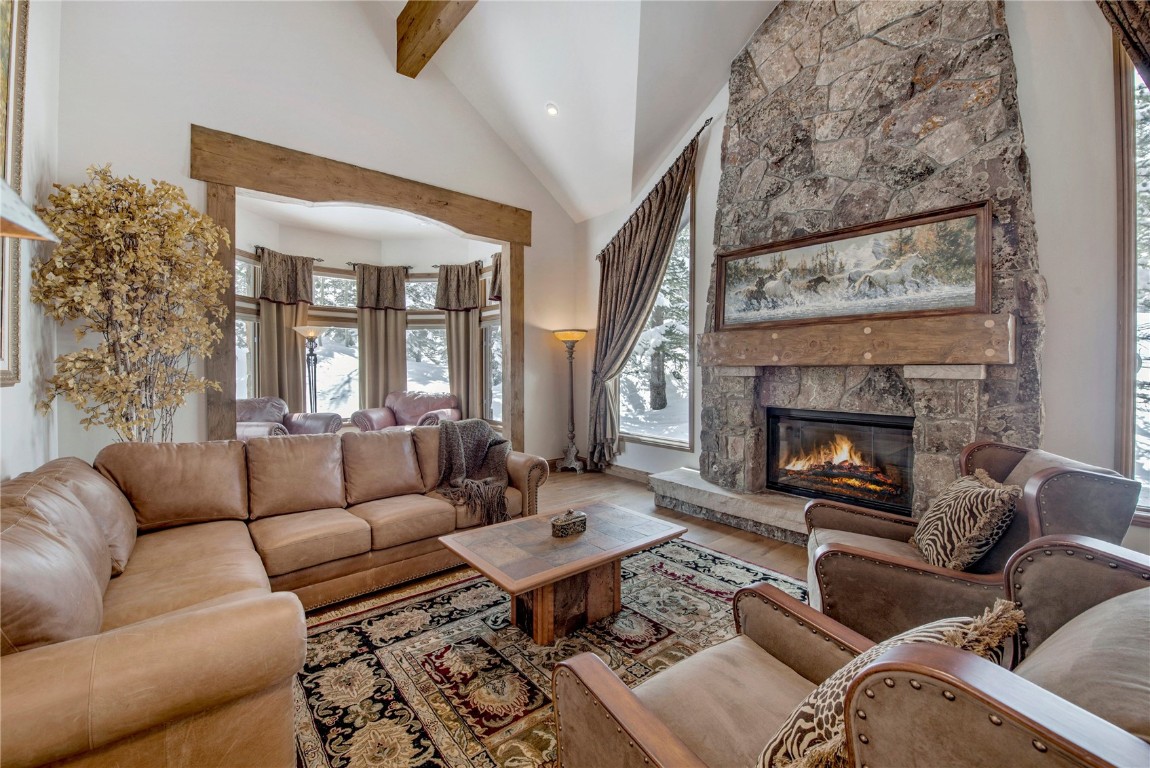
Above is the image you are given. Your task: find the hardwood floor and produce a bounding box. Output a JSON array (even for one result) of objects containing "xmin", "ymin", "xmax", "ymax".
[{"xmin": 538, "ymin": 470, "xmax": 808, "ymax": 581}]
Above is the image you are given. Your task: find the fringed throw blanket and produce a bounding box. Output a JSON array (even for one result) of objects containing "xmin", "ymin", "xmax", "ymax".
[{"xmin": 437, "ymin": 419, "xmax": 510, "ymax": 526}]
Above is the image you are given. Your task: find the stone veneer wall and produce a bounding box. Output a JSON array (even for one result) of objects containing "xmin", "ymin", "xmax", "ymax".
[{"xmin": 700, "ymin": 0, "xmax": 1044, "ymax": 515}]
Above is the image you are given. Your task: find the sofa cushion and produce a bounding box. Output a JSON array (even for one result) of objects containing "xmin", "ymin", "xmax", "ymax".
[
  {"xmin": 635, "ymin": 635, "xmax": 816, "ymax": 768},
  {"xmin": 449, "ymin": 487, "xmax": 523, "ymax": 529},
  {"xmin": 34, "ymin": 458, "xmax": 137, "ymax": 575},
  {"xmin": 95, "ymin": 441, "xmax": 248, "ymax": 530},
  {"xmin": 342, "ymin": 431, "xmax": 425, "ymax": 504},
  {"xmin": 411, "ymin": 426, "xmax": 441, "ymax": 493},
  {"xmin": 910, "ymin": 469, "xmax": 1021, "ymax": 571},
  {"xmin": 248, "ymin": 509, "xmax": 371, "ymax": 576},
  {"xmin": 0, "ymin": 504, "xmax": 104, "ymax": 654},
  {"xmin": 1015, "ymin": 587, "xmax": 1150, "ymax": 740},
  {"xmin": 347, "ymin": 494, "xmax": 456, "ymax": 550},
  {"xmin": 2, "ymin": 473, "xmax": 112, "ymax": 592},
  {"xmin": 247, "ymin": 434, "xmax": 345, "ymax": 519},
  {"xmin": 101, "ymin": 521, "xmax": 270, "ymax": 630}
]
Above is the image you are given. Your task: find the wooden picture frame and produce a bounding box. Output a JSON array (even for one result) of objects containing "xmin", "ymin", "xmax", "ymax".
[
  {"xmin": 715, "ymin": 201, "xmax": 991, "ymax": 332},
  {"xmin": 1, "ymin": 0, "xmax": 28, "ymax": 386}
]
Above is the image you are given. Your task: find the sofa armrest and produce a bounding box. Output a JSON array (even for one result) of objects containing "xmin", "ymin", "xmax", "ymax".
[
  {"xmin": 351, "ymin": 406, "xmax": 397, "ymax": 432},
  {"xmin": 237, "ymin": 421, "xmax": 289, "ymax": 440},
  {"xmin": 0, "ymin": 593, "xmax": 305, "ymax": 768},
  {"xmin": 845, "ymin": 643, "xmax": 1150, "ymax": 768},
  {"xmin": 553, "ymin": 653, "xmax": 707, "ymax": 768},
  {"xmin": 507, "ymin": 451, "xmax": 548, "ymax": 516},
  {"xmin": 734, "ymin": 582, "xmax": 872, "ymax": 684},
  {"xmin": 814, "ymin": 544, "xmax": 1002, "ymax": 642},
  {"xmin": 284, "ymin": 411, "xmax": 342, "ymax": 434},
  {"xmin": 804, "ymin": 499, "xmax": 919, "ymax": 538},
  {"xmin": 416, "ymin": 408, "xmax": 461, "ymax": 426}
]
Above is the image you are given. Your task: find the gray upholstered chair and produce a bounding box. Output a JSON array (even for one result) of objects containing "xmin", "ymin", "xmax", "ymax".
[
  {"xmin": 805, "ymin": 440, "xmax": 1141, "ymax": 641},
  {"xmin": 552, "ymin": 535, "xmax": 1150, "ymax": 768},
  {"xmin": 351, "ymin": 390, "xmax": 461, "ymax": 431},
  {"xmin": 235, "ymin": 396, "xmax": 342, "ymax": 441}
]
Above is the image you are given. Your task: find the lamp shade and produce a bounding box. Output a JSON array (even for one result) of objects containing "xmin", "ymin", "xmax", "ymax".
[
  {"xmin": 292, "ymin": 325, "xmax": 327, "ymax": 340},
  {"xmin": 0, "ymin": 178, "xmax": 58, "ymax": 242},
  {"xmin": 553, "ymin": 329, "xmax": 587, "ymax": 343}
]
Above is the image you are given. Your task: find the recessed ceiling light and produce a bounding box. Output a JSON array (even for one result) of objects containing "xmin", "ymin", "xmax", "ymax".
[{"xmin": 545, "ymin": 102, "xmax": 559, "ymax": 117}]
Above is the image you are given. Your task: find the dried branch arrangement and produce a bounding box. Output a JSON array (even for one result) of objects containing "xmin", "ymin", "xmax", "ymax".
[{"xmin": 33, "ymin": 165, "xmax": 230, "ymax": 442}]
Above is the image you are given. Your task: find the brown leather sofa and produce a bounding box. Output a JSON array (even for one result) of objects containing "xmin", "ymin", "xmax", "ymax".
[
  {"xmin": 351, "ymin": 390, "xmax": 462, "ymax": 431},
  {"xmin": 553, "ymin": 535, "xmax": 1150, "ymax": 768},
  {"xmin": 1, "ymin": 428, "xmax": 548, "ymax": 768},
  {"xmin": 236, "ymin": 395, "xmax": 342, "ymax": 440}
]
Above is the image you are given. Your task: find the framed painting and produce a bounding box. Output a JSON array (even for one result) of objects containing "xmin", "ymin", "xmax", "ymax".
[
  {"xmin": 716, "ymin": 201, "xmax": 991, "ymax": 331},
  {"xmin": 1, "ymin": 0, "xmax": 28, "ymax": 386}
]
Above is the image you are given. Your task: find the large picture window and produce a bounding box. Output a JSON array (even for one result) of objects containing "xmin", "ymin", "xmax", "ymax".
[
  {"xmin": 235, "ymin": 316, "xmax": 257, "ymax": 399},
  {"xmin": 1131, "ymin": 69, "xmax": 1150, "ymax": 506},
  {"xmin": 315, "ymin": 326, "xmax": 359, "ymax": 417},
  {"xmin": 406, "ymin": 326, "xmax": 449, "ymax": 393},
  {"xmin": 483, "ymin": 321, "xmax": 503, "ymax": 422},
  {"xmin": 618, "ymin": 194, "xmax": 693, "ymax": 445}
]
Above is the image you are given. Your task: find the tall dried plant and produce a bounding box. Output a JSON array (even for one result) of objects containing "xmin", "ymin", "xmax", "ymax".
[{"xmin": 32, "ymin": 165, "xmax": 230, "ymax": 442}]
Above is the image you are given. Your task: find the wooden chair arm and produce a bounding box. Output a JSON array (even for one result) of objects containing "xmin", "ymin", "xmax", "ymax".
[
  {"xmin": 814, "ymin": 543, "xmax": 1003, "ymax": 642},
  {"xmin": 552, "ymin": 653, "xmax": 707, "ymax": 768},
  {"xmin": 845, "ymin": 644, "xmax": 1150, "ymax": 768},
  {"xmin": 734, "ymin": 582, "xmax": 872, "ymax": 684},
  {"xmin": 804, "ymin": 499, "xmax": 919, "ymax": 538}
]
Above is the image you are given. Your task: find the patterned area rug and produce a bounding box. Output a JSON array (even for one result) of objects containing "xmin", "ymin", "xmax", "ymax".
[{"xmin": 294, "ymin": 539, "xmax": 806, "ymax": 768}]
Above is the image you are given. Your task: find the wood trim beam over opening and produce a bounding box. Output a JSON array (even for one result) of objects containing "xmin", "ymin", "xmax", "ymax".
[{"xmin": 396, "ymin": 0, "xmax": 477, "ymax": 79}]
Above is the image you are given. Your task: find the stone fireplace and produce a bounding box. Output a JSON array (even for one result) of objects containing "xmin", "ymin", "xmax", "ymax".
[{"xmin": 652, "ymin": 1, "xmax": 1046, "ymax": 542}]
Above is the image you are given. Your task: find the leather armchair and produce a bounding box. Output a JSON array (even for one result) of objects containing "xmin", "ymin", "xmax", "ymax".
[
  {"xmin": 351, "ymin": 390, "xmax": 462, "ymax": 431},
  {"xmin": 552, "ymin": 536, "xmax": 1150, "ymax": 768},
  {"xmin": 806, "ymin": 441, "xmax": 1140, "ymax": 641},
  {"xmin": 236, "ymin": 396, "xmax": 342, "ymax": 440}
]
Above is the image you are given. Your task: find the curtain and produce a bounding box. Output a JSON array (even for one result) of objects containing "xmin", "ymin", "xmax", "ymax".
[
  {"xmin": 255, "ymin": 246, "xmax": 315, "ymax": 412},
  {"xmin": 587, "ymin": 131, "xmax": 702, "ymax": 470},
  {"xmin": 355, "ymin": 264, "xmax": 409, "ymax": 408},
  {"xmin": 1098, "ymin": 1, "xmax": 1150, "ymax": 87},
  {"xmin": 437, "ymin": 261, "xmax": 483, "ymax": 418},
  {"xmin": 488, "ymin": 252, "xmax": 502, "ymax": 302}
]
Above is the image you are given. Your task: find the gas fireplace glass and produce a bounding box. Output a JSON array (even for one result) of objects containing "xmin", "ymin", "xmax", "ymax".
[{"xmin": 766, "ymin": 408, "xmax": 914, "ymax": 515}]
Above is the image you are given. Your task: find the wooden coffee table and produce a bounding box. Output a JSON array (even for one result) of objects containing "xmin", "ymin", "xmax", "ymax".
[{"xmin": 439, "ymin": 502, "xmax": 686, "ymax": 644}]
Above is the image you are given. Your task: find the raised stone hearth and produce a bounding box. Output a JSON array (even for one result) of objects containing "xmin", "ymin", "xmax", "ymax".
[{"xmin": 650, "ymin": 468, "xmax": 808, "ymax": 545}]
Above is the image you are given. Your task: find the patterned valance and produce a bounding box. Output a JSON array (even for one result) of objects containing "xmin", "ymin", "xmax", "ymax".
[
  {"xmin": 256, "ymin": 246, "xmax": 316, "ymax": 305},
  {"xmin": 435, "ymin": 260, "xmax": 483, "ymax": 311},
  {"xmin": 1098, "ymin": 1, "xmax": 1150, "ymax": 88},
  {"xmin": 488, "ymin": 253, "xmax": 502, "ymax": 302},
  {"xmin": 355, "ymin": 264, "xmax": 408, "ymax": 310}
]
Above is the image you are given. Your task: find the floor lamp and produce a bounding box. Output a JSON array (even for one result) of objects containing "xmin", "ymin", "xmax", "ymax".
[
  {"xmin": 293, "ymin": 325, "xmax": 327, "ymax": 413},
  {"xmin": 553, "ymin": 329, "xmax": 587, "ymax": 473}
]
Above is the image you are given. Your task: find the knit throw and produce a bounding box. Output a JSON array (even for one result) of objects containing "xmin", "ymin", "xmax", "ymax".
[{"xmin": 436, "ymin": 419, "xmax": 510, "ymax": 526}]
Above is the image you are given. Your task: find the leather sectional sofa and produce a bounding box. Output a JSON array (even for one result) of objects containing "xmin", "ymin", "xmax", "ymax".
[{"xmin": 0, "ymin": 428, "xmax": 548, "ymax": 768}]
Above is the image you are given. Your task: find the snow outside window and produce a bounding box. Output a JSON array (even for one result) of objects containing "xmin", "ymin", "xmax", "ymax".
[
  {"xmin": 313, "ymin": 274, "xmax": 357, "ymax": 308},
  {"xmin": 235, "ymin": 260, "xmax": 256, "ymax": 297},
  {"xmin": 235, "ymin": 317, "xmax": 257, "ymax": 399},
  {"xmin": 1132, "ymin": 72, "xmax": 1150, "ymax": 507},
  {"xmin": 407, "ymin": 327, "xmax": 450, "ymax": 393},
  {"xmin": 483, "ymin": 323, "xmax": 503, "ymax": 422},
  {"xmin": 315, "ymin": 327, "xmax": 359, "ymax": 418},
  {"xmin": 618, "ymin": 198, "xmax": 692, "ymax": 444},
  {"xmin": 406, "ymin": 280, "xmax": 437, "ymax": 309}
]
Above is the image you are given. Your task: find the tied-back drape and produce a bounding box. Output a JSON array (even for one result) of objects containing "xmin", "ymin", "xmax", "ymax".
[
  {"xmin": 355, "ymin": 264, "xmax": 408, "ymax": 408},
  {"xmin": 436, "ymin": 261, "xmax": 483, "ymax": 419},
  {"xmin": 1097, "ymin": 1, "xmax": 1150, "ymax": 88},
  {"xmin": 587, "ymin": 129, "xmax": 702, "ymax": 470},
  {"xmin": 255, "ymin": 246, "xmax": 315, "ymax": 412},
  {"xmin": 488, "ymin": 252, "xmax": 502, "ymax": 302}
]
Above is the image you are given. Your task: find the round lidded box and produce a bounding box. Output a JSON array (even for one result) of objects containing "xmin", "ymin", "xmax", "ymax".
[{"xmin": 551, "ymin": 509, "xmax": 587, "ymax": 538}]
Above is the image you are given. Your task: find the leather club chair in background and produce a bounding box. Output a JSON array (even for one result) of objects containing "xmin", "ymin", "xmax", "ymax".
[
  {"xmin": 236, "ymin": 396, "xmax": 342, "ymax": 440},
  {"xmin": 351, "ymin": 390, "xmax": 461, "ymax": 432}
]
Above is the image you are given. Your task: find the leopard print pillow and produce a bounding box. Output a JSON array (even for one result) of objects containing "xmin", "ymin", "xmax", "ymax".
[
  {"xmin": 759, "ymin": 599, "xmax": 1025, "ymax": 768},
  {"xmin": 911, "ymin": 469, "xmax": 1022, "ymax": 570}
]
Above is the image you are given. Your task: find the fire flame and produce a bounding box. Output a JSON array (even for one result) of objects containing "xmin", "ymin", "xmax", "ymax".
[{"xmin": 784, "ymin": 434, "xmax": 864, "ymax": 471}]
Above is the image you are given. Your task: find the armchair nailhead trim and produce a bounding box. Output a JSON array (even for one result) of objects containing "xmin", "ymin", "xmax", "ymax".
[
  {"xmin": 1032, "ymin": 740, "xmax": 1048, "ymax": 753},
  {"xmin": 883, "ymin": 678, "xmax": 895, "ymax": 688},
  {"xmin": 856, "ymin": 709, "xmax": 867, "ymax": 720},
  {"xmin": 858, "ymin": 734, "xmax": 870, "ymax": 744},
  {"xmin": 865, "ymin": 688, "xmax": 875, "ymax": 698},
  {"xmin": 943, "ymin": 691, "xmax": 956, "ymax": 701},
  {"xmin": 989, "ymin": 714, "xmax": 1003, "ymax": 726},
  {"xmin": 909, "ymin": 680, "xmax": 921, "ymax": 690}
]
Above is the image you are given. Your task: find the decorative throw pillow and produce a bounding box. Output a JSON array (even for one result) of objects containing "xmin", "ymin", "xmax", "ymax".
[
  {"xmin": 759, "ymin": 599, "xmax": 1025, "ymax": 768},
  {"xmin": 910, "ymin": 469, "xmax": 1022, "ymax": 570}
]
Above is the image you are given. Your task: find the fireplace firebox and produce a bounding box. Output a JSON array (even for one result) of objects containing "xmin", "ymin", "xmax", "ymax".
[{"xmin": 766, "ymin": 408, "xmax": 914, "ymax": 515}]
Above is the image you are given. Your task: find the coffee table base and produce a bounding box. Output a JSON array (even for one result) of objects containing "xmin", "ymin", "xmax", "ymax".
[{"xmin": 510, "ymin": 560, "xmax": 622, "ymax": 645}]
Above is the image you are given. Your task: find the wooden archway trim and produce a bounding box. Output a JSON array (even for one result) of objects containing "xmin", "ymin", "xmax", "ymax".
[{"xmin": 191, "ymin": 125, "xmax": 529, "ymax": 450}]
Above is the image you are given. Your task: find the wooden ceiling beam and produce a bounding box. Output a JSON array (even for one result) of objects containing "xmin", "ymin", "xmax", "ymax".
[{"xmin": 396, "ymin": 0, "xmax": 477, "ymax": 79}]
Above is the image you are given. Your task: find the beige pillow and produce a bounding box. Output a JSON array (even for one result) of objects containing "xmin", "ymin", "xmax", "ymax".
[
  {"xmin": 759, "ymin": 599, "xmax": 1025, "ymax": 768},
  {"xmin": 911, "ymin": 469, "xmax": 1021, "ymax": 570}
]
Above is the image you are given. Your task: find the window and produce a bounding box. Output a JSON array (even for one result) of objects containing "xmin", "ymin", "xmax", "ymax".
[
  {"xmin": 405, "ymin": 280, "xmax": 437, "ymax": 309},
  {"xmin": 235, "ymin": 317, "xmax": 257, "ymax": 399},
  {"xmin": 313, "ymin": 274, "xmax": 356, "ymax": 308},
  {"xmin": 235, "ymin": 260, "xmax": 257, "ymax": 297},
  {"xmin": 1132, "ymin": 70, "xmax": 1150, "ymax": 506},
  {"xmin": 618, "ymin": 194, "xmax": 693, "ymax": 445},
  {"xmin": 483, "ymin": 321, "xmax": 503, "ymax": 422},
  {"xmin": 406, "ymin": 327, "xmax": 449, "ymax": 393},
  {"xmin": 315, "ymin": 326, "xmax": 359, "ymax": 418}
]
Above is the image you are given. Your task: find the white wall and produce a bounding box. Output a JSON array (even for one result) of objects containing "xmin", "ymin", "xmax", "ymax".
[
  {"xmin": 573, "ymin": 87, "xmax": 728, "ymax": 474},
  {"xmin": 278, "ymin": 226, "xmax": 380, "ymax": 270},
  {"xmin": 235, "ymin": 208, "xmax": 281, "ymax": 253},
  {"xmin": 1006, "ymin": 0, "xmax": 1119, "ymax": 469},
  {"xmin": 51, "ymin": 0, "xmax": 578, "ymax": 461},
  {"xmin": 0, "ymin": 1, "xmax": 60, "ymax": 479}
]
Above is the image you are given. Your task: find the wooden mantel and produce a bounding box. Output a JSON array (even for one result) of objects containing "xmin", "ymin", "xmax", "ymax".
[{"xmin": 698, "ymin": 313, "xmax": 1015, "ymax": 367}]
